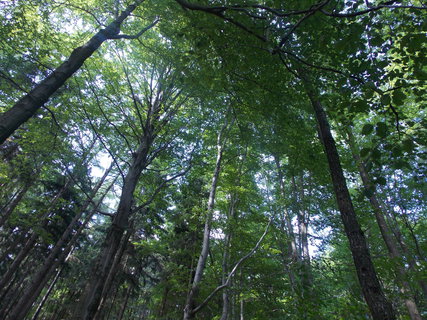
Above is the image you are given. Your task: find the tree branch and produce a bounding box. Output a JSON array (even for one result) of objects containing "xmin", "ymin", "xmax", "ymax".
[
  {"xmin": 321, "ymin": 4, "xmax": 426, "ymax": 18},
  {"xmin": 109, "ymin": 19, "xmax": 160, "ymax": 39},
  {"xmin": 192, "ymin": 219, "xmax": 272, "ymax": 315}
]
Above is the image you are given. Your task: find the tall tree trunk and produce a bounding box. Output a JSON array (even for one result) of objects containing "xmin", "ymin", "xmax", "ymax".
[
  {"xmin": 0, "ymin": 179, "xmax": 71, "ymax": 300},
  {"xmin": 0, "ymin": 1, "xmax": 144, "ymax": 144},
  {"xmin": 345, "ymin": 129, "xmax": 422, "ymax": 320},
  {"xmin": 220, "ymin": 235, "xmax": 231, "ymax": 320},
  {"xmin": 382, "ymin": 197, "xmax": 427, "ymax": 297},
  {"xmin": 274, "ymin": 155, "xmax": 298, "ymax": 291},
  {"xmin": 93, "ymin": 228, "xmax": 132, "ymax": 320},
  {"xmin": 5, "ymin": 167, "xmax": 113, "ymax": 320},
  {"xmin": 0, "ymin": 180, "xmax": 33, "ymax": 228},
  {"xmin": 183, "ymin": 115, "xmax": 231, "ymax": 320},
  {"xmin": 117, "ymin": 285, "xmax": 132, "ymax": 320},
  {"xmin": 274, "ymin": 156, "xmax": 299, "ymax": 263},
  {"xmin": 31, "ymin": 265, "xmax": 63, "ymax": 320},
  {"xmin": 74, "ymin": 137, "xmax": 151, "ymax": 320},
  {"xmin": 220, "ymin": 196, "xmax": 237, "ymax": 320},
  {"xmin": 302, "ymin": 77, "xmax": 396, "ymax": 320},
  {"xmin": 0, "ymin": 231, "xmax": 29, "ymax": 268},
  {"xmin": 292, "ymin": 173, "xmax": 312, "ymax": 291}
]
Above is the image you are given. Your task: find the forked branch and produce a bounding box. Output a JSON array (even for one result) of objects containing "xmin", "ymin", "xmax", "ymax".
[{"xmin": 191, "ymin": 219, "xmax": 272, "ymax": 315}]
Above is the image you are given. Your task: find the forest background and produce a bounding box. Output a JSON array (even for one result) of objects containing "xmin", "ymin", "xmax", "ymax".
[{"xmin": 0, "ymin": 0, "xmax": 426, "ymax": 319}]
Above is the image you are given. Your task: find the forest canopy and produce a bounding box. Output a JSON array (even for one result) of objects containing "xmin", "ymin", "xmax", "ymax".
[{"xmin": 0, "ymin": 0, "xmax": 426, "ymax": 319}]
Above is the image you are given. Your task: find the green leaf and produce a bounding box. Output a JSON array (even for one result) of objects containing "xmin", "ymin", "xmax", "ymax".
[
  {"xmin": 361, "ymin": 124, "xmax": 374, "ymax": 135},
  {"xmin": 393, "ymin": 160, "xmax": 410, "ymax": 170},
  {"xmin": 360, "ymin": 148, "xmax": 370, "ymax": 158},
  {"xmin": 351, "ymin": 100, "xmax": 369, "ymax": 113},
  {"xmin": 375, "ymin": 177, "xmax": 387, "ymax": 186},
  {"xmin": 402, "ymin": 139, "xmax": 415, "ymax": 153},
  {"xmin": 391, "ymin": 147, "xmax": 403, "ymax": 157},
  {"xmin": 392, "ymin": 89, "xmax": 406, "ymax": 106},
  {"xmin": 376, "ymin": 122, "xmax": 387, "ymax": 138},
  {"xmin": 371, "ymin": 148, "xmax": 381, "ymax": 160},
  {"xmin": 380, "ymin": 95, "xmax": 391, "ymax": 105}
]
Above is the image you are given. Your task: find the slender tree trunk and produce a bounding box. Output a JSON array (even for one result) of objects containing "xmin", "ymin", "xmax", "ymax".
[
  {"xmin": 117, "ymin": 286, "xmax": 132, "ymax": 320},
  {"xmin": 220, "ymin": 197, "xmax": 237, "ymax": 320},
  {"xmin": 345, "ymin": 129, "xmax": 422, "ymax": 320},
  {"xmin": 93, "ymin": 229, "xmax": 132, "ymax": 320},
  {"xmin": 31, "ymin": 265, "xmax": 63, "ymax": 320},
  {"xmin": 0, "ymin": 1, "xmax": 144, "ymax": 145},
  {"xmin": 302, "ymin": 77, "xmax": 396, "ymax": 320},
  {"xmin": 158, "ymin": 285, "xmax": 170, "ymax": 317},
  {"xmin": 0, "ymin": 181, "xmax": 32, "ymax": 228},
  {"xmin": 297, "ymin": 175, "xmax": 310, "ymax": 263},
  {"xmin": 0, "ymin": 179, "xmax": 71, "ymax": 300},
  {"xmin": 6, "ymin": 167, "xmax": 113, "ymax": 320},
  {"xmin": 1, "ymin": 281, "xmax": 26, "ymax": 319},
  {"xmin": 383, "ymin": 199, "xmax": 427, "ymax": 297},
  {"xmin": 221, "ymin": 236, "xmax": 231, "ymax": 320},
  {"xmin": 105, "ymin": 282, "xmax": 120, "ymax": 320},
  {"xmin": 295, "ymin": 174, "xmax": 312, "ymax": 289},
  {"xmin": 183, "ymin": 145, "xmax": 223, "ymax": 320},
  {"xmin": 183, "ymin": 115, "xmax": 231, "ymax": 320},
  {"xmin": 0, "ymin": 271, "xmax": 21, "ymax": 317},
  {"xmin": 276, "ymin": 159, "xmax": 299, "ymax": 262},
  {"xmin": 274, "ymin": 155, "xmax": 298, "ymax": 290},
  {"xmin": 75, "ymin": 137, "xmax": 151, "ymax": 320}
]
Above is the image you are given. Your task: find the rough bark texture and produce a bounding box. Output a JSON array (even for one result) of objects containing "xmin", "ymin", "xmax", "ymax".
[
  {"xmin": 303, "ymin": 80, "xmax": 395, "ymax": 320},
  {"xmin": 0, "ymin": 1, "xmax": 142, "ymax": 145}
]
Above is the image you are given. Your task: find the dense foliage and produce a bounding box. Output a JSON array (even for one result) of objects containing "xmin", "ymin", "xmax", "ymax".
[{"xmin": 0, "ymin": 1, "xmax": 426, "ymax": 319}]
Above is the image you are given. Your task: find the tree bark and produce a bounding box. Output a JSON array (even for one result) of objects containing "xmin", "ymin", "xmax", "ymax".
[
  {"xmin": 5, "ymin": 166, "xmax": 113, "ymax": 320},
  {"xmin": 74, "ymin": 137, "xmax": 151, "ymax": 320},
  {"xmin": 93, "ymin": 228, "xmax": 132, "ymax": 320},
  {"xmin": 274, "ymin": 155, "xmax": 298, "ymax": 291},
  {"xmin": 117, "ymin": 285, "xmax": 132, "ymax": 320},
  {"xmin": 220, "ymin": 196, "xmax": 237, "ymax": 320},
  {"xmin": 0, "ymin": 179, "xmax": 71, "ymax": 300},
  {"xmin": 183, "ymin": 114, "xmax": 232, "ymax": 320},
  {"xmin": 30, "ymin": 265, "xmax": 63, "ymax": 320},
  {"xmin": 0, "ymin": 1, "xmax": 143, "ymax": 145},
  {"xmin": 302, "ymin": 77, "xmax": 396, "ymax": 320},
  {"xmin": 345, "ymin": 129, "xmax": 422, "ymax": 320},
  {"xmin": 0, "ymin": 180, "xmax": 33, "ymax": 228}
]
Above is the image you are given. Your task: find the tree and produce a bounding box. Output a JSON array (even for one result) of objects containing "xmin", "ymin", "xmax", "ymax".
[{"xmin": 0, "ymin": 1, "xmax": 426, "ymax": 319}]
